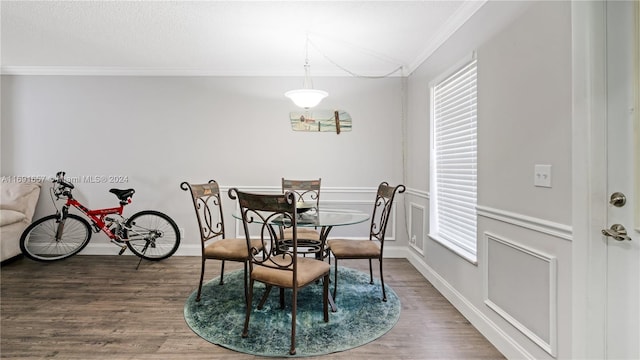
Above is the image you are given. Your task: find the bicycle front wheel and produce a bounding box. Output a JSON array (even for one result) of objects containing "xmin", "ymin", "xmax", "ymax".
[
  {"xmin": 20, "ymin": 214, "xmax": 92, "ymax": 262},
  {"xmin": 124, "ymin": 210, "xmax": 180, "ymax": 261}
]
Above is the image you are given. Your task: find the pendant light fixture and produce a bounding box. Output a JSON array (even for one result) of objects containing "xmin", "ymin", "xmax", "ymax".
[{"xmin": 285, "ymin": 36, "xmax": 328, "ymax": 109}]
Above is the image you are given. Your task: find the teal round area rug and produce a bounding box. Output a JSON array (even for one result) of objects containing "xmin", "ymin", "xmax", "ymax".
[{"xmin": 184, "ymin": 266, "xmax": 401, "ymax": 357}]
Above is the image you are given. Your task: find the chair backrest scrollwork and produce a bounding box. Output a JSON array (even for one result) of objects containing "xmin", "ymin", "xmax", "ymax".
[
  {"xmin": 282, "ymin": 178, "xmax": 321, "ymax": 208},
  {"xmin": 229, "ymin": 189, "xmax": 300, "ymax": 272},
  {"xmin": 180, "ymin": 181, "xmax": 227, "ymax": 248},
  {"xmin": 369, "ymin": 182, "xmax": 406, "ymax": 249}
]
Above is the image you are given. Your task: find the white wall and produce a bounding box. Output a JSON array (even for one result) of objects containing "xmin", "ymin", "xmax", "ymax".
[
  {"xmin": 405, "ymin": 1, "xmax": 572, "ymax": 359},
  {"xmin": 1, "ymin": 1, "xmax": 581, "ymax": 358},
  {"xmin": 0, "ymin": 75, "xmax": 407, "ymax": 254}
]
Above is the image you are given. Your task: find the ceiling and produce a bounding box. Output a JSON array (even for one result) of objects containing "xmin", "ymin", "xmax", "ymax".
[{"xmin": 1, "ymin": 1, "xmax": 487, "ymax": 77}]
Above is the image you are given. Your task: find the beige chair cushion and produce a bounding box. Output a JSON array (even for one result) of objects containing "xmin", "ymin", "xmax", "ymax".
[
  {"xmin": 327, "ymin": 239, "xmax": 381, "ymax": 259},
  {"xmin": 203, "ymin": 238, "xmax": 262, "ymax": 262},
  {"xmin": 282, "ymin": 228, "xmax": 320, "ymax": 241},
  {"xmin": 252, "ymin": 257, "xmax": 330, "ymax": 288}
]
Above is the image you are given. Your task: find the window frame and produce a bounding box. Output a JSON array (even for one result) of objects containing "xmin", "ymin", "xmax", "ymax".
[{"xmin": 429, "ymin": 54, "xmax": 478, "ymax": 264}]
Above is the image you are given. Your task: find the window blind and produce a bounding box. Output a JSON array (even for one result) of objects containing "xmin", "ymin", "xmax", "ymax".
[{"xmin": 431, "ymin": 59, "xmax": 478, "ymax": 260}]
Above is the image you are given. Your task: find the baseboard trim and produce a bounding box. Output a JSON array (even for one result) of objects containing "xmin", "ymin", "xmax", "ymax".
[
  {"xmin": 78, "ymin": 243, "xmax": 202, "ymax": 257},
  {"xmin": 80, "ymin": 242, "xmax": 408, "ymax": 257},
  {"xmin": 406, "ymin": 251, "xmax": 535, "ymax": 360},
  {"xmin": 81, "ymin": 244, "xmax": 408, "ymax": 257}
]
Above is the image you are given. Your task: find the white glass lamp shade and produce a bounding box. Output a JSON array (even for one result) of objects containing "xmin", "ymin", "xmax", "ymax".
[{"xmin": 285, "ymin": 89, "xmax": 328, "ymax": 109}]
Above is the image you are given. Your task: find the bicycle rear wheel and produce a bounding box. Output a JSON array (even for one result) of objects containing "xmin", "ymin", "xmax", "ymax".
[
  {"xmin": 124, "ymin": 210, "xmax": 180, "ymax": 261},
  {"xmin": 20, "ymin": 214, "xmax": 92, "ymax": 261}
]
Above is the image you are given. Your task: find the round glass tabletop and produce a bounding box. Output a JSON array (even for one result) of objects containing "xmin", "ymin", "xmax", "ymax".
[
  {"xmin": 233, "ymin": 208, "xmax": 369, "ymax": 228},
  {"xmin": 293, "ymin": 208, "xmax": 369, "ymax": 228}
]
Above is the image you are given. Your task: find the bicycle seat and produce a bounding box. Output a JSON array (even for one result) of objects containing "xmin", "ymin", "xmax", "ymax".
[{"xmin": 109, "ymin": 188, "xmax": 135, "ymax": 202}]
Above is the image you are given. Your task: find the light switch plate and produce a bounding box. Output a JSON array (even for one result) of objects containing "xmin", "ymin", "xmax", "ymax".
[{"xmin": 534, "ymin": 164, "xmax": 552, "ymax": 188}]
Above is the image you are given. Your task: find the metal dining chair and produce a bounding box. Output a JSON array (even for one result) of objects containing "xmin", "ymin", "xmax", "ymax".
[
  {"xmin": 281, "ymin": 178, "xmax": 322, "ymax": 242},
  {"xmin": 228, "ymin": 188, "xmax": 330, "ymax": 356},
  {"xmin": 327, "ymin": 182, "xmax": 405, "ymax": 302},
  {"xmin": 180, "ymin": 180, "xmax": 263, "ymax": 303}
]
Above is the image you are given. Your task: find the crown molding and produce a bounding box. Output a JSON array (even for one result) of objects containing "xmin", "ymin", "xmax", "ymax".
[
  {"xmin": 0, "ymin": 66, "xmax": 294, "ymax": 77},
  {"xmin": 408, "ymin": 0, "xmax": 487, "ymax": 74},
  {"xmin": 0, "ymin": 66, "xmax": 405, "ymax": 77}
]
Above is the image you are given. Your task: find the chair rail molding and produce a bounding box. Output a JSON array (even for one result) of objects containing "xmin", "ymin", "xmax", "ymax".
[
  {"xmin": 476, "ymin": 205, "xmax": 572, "ymax": 241},
  {"xmin": 405, "ymin": 187, "xmax": 429, "ymax": 199}
]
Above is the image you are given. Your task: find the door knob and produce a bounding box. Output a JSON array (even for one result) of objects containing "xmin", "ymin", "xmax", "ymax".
[
  {"xmin": 602, "ymin": 224, "xmax": 632, "ymax": 241},
  {"xmin": 609, "ymin": 192, "xmax": 627, "ymax": 207}
]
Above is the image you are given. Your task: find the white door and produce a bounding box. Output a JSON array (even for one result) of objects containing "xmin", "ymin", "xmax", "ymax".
[{"xmin": 603, "ymin": 1, "xmax": 639, "ymax": 358}]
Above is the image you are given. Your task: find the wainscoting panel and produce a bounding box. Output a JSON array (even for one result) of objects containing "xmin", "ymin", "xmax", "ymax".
[
  {"xmin": 484, "ymin": 233, "xmax": 557, "ymax": 356},
  {"xmin": 409, "ymin": 202, "xmax": 425, "ymax": 254}
]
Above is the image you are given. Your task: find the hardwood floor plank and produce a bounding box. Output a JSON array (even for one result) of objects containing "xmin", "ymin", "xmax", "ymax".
[{"xmin": 1, "ymin": 256, "xmax": 504, "ymax": 359}]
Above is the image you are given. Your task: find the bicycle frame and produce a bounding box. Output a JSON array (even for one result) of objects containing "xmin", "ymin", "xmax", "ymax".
[
  {"xmin": 20, "ymin": 171, "xmax": 180, "ymax": 265},
  {"xmin": 62, "ymin": 197, "xmax": 129, "ymax": 240}
]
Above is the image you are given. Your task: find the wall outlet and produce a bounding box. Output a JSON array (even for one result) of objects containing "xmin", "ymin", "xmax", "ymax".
[{"xmin": 534, "ymin": 164, "xmax": 552, "ymax": 188}]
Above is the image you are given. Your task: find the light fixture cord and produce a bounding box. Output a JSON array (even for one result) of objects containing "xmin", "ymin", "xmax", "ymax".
[
  {"xmin": 302, "ymin": 35, "xmax": 314, "ymax": 89},
  {"xmin": 307, "ymin": 37, "xmax": 404, "ymax": 79}
]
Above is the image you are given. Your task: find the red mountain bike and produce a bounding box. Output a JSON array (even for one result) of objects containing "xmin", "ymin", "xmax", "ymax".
[{"xmin": 20, "ymin": 171, "xmax": 180, "ymax": 264}]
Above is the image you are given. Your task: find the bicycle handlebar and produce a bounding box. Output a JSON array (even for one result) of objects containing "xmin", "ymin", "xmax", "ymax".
[{"xmin": 54, "ymin": 171, "xmax": 74, "ymax": 190}]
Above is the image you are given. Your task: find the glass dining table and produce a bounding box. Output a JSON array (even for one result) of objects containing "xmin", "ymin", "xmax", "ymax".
[
  {"xmin": 234, "ymin": 207, "xmax": 370, "ymax": 311},
  {"xmin": 234, "ymin": 208, "xmax": 369, "ymax": 254},
  {"xmin": 277, "ymin": 208, "xmax": 370, "ymax": 258}
]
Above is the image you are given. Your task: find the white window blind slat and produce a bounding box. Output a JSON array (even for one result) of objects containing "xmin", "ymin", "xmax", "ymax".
[
  {"xmin": 436, "ymin": 187, "xmax": 476, "ymax": 197},
  {"xmin": 436, "ymin": 138, "xmax": 476, "ymax": 150},
  {"xmin": 435, "ymin": 91, "xmax": 477, "ymax": 113},
  {"xmin": 436, "ymin": 98, "xmax": 477, "ymax": 114},
  {"xmin": 430, "ymin": 58, "xmax": 478, "ymax": 261},
  {"xmin": 436, "ymin": 111, "xmax": 477, "ymax": 126},
  {"xmin": 436, "ymin": 121, "xmax": 476, "ymax": 134},
  {"xmin": 435, "ymin": 63, "xmax": 476, "ymax": 89}
]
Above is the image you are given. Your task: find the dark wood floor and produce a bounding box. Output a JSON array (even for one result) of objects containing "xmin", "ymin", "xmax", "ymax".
[{"xmin": 1, "ymin": 255, "xmax": 505, "ymax": 359}]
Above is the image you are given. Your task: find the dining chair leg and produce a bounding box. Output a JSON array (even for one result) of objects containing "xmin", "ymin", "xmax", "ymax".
[
  {"xmin": 258, "ymin": 285, "xmax": 273, "ymax": 310},
  {"xmin": 323, "ymin": 273, "xmax": 329, "ymax": 322},
  {"xmin": 379, "ymin": 258, "xmax": 387, "ymax": 302},
  {"xmin": 242, "ymin": 279, "xmax": 255, "ymax": 338},
  {"xmin": 290, "ymin": 288, "xmax": 298, "ymax": 355},
  {"xmin": 196, "ymin": 258, "xmax": 206, "ymax": 302},
  {"xmin": 332, "ymin": 259, "xmax": 339, "ymax": 300},
  {"xmin": 219, "ymin": 260, "xmax": 226, "ymax": 285},
  {"xmin": 243, "ymin": 261, "xmax": 249, "ymax": 310},
  {"xmin": 368, "ymin": 259, "xmax": 374, "ymax": 284}
]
